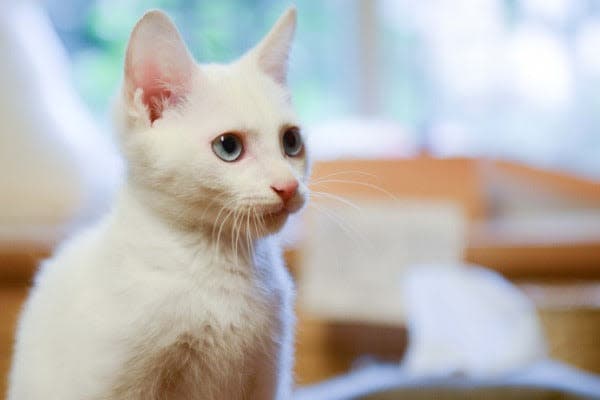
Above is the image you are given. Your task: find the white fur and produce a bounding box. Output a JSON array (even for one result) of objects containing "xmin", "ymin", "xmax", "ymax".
[{"xmin": 8, "ymin": 7, "xmax": 304, "ymax": 400}]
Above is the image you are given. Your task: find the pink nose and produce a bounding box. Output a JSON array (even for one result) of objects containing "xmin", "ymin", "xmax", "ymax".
[{"xmin": 271, "ymin": 180, "xmax": 299, "ymax": 204}]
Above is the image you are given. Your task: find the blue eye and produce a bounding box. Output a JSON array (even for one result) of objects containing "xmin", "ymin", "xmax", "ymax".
[
  {"xmin": 212, "ymin": 133, "xmax": 243, "ymax": 162},
  {"xmin": 282, "ymin": 127, "xmax": 303, "ymax": 157}
]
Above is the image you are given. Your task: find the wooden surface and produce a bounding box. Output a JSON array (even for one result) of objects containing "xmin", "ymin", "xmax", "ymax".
[
  {"xmin": 465, "ymin": 241, "xmax": 600, "ymax": 279},
  {"xmin": 310, "ymin": 157, "xmax": 487, "ymax": 220},
  {"xmin": 309, "ymin": 158, "xmax": 600, "ymax": 279},
  {"xmin": 0, "ymin": 286, "xmax": 27, "ymax": 397},
  {"xmin": 488, "ymin": 160, "xmax": 600, "ymax": 203},
  {"xmin": 295, "ymin": 315, "xmax": 407, "ymax": 385}
]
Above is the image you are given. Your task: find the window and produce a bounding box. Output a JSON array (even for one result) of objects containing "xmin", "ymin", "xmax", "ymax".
[{"xmin": 46, "ymin": 0, "xmax": 600, "ymax": 178}]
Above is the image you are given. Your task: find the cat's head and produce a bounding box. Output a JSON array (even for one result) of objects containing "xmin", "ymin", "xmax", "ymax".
[{"xmin": 117, "ymin": 8, "xmax": 307, "ymax": 238}]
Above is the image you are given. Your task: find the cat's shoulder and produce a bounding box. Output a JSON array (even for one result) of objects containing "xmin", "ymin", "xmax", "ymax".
[{"xmin": 32, "ymin": 216, "xmax": 112, "ymax": 288}]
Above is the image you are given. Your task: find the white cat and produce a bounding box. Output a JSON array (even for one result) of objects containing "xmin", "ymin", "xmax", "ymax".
[{"xmin": 8, "ymin": 7, "xmax": 306, "ymax": 400}]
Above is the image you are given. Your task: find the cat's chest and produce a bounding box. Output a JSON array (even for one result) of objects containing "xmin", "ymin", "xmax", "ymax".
[
  {"xmin": 109, "ymin": 263, "xmax": 281, "ymax": 399},
  {"xmin": 136, "ymin": 262, "xmax": 279, "ymax": 335}
]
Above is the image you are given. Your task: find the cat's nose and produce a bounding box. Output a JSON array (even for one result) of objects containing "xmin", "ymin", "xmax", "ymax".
[{"xmin": 271, "ymin": 180, "xmax": 299, "ymax": 204}]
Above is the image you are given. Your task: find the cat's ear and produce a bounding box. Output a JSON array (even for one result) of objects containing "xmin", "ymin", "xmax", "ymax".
[
  {"xmin": 248, "ymin": 7, "xmax": 297, "ymax": 85},
  {"xmin": 124, "ymin": 10, "xmax": 194, "ymax": 123}
]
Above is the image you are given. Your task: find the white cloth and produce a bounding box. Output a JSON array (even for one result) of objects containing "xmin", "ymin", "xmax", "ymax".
[
  {"xmin": 400, "ymin": 263, "xmax": 547, "ymax": 377},
  {"xmin": 0, "ymin": 1, "xmax": 120, "ymax": 226}
]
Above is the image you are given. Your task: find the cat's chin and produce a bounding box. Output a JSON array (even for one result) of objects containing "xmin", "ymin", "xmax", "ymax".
[
  {"xmin": 261, "ymin": 209, "xmax": 290, "ymax": 233},
  {"xmin": 261, "ymin": 203, "xmax": 304, "ymax": 234}
]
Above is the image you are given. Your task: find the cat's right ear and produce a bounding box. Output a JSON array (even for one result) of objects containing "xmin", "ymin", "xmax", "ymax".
[{"xmin": 124, "ymin": 10, "xmax": 194, "ymax": 124}]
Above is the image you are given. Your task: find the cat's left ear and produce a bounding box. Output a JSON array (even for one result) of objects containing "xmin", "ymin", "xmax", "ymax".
[
  {"xmin": 124, "ymin": 10, "xmax": 195, "ymax": 124},
  {"xmin": 246, "ymin": 7, "xmax": 297, "ymax": 85}
]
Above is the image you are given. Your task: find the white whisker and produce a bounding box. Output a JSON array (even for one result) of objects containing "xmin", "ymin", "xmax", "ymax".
[
  {"xmin": 309, "ymin": 178, "xmax": 397, "ymax": 200},
  {"xmin": 310, "ymin": 190, "xmax": 362, "ymax": 212}
]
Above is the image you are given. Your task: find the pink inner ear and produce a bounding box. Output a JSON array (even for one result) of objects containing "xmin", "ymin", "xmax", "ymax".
[
  {"xmin": 124, "ymin": 11, "xmax": 195, "ymax": 124},
  {"xmin": 142, "ymin": 86, "xmax": 173, "ymax": 123},
  {"xmin": 132, "ymin": 61, "xmax": 189, "ymax": 123}
]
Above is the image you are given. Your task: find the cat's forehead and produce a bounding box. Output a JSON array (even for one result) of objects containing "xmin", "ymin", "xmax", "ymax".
[{"xmin": 186, "ymin": 63, "xmax": 297, "ymax": 134}]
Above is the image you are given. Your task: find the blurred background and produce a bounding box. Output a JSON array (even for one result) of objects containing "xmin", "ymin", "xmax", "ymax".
[
  {"xmin": 1, "ymin": 0, "xmax": 600, "ymax": 398},
  {"xmin": 44, "ymin": 0, "xmax": 600, "ymax": 174}
]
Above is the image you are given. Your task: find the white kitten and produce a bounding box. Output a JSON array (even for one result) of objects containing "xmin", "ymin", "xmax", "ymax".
[{"xmin": 8, "ymin": 7, "xmax": 306, "ymax": 400}]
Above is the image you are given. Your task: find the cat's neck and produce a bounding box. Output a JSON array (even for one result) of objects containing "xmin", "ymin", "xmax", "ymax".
[{"xmin": 111, "ymin": 184, "xmax": 264, "ymax": 268}]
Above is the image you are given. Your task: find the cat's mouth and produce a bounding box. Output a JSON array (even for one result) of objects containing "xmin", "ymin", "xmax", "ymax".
[
  {"xmin": 241, "ymin": 199, "xmax": 304, "ymax": 234},
  {"xmin": 254, "ymin": 198, "xmax": 304, "ymax": 229},
  {"xmin": 261, "ymin": 200, "xmax": 302, "ymax": 217},
  {"xmin": 259, "ymin": 204, "xmax": 295, "ymax": 226},
  {"xmin": 263, "ymin": 206, "xmax": 288, "ymax": 219}
]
